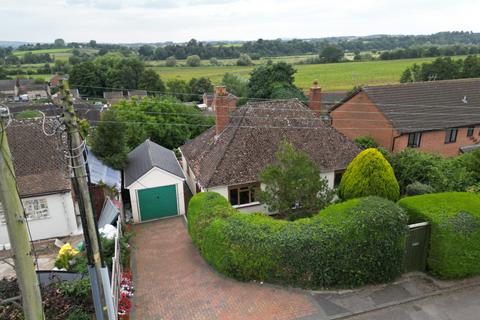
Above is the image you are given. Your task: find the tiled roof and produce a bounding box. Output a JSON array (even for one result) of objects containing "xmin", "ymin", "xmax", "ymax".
[
  {"xmin": 103, "ymin": 91, "xmax": 124, "ymax": 100},
  {"xmin": 124, "ymin": 139, "xmax": 185, "ymax": 187},
  {"xmin": 337, "ymin": 78, "xmax": 480, "ymax": 133},
  {"xmin": 6, "ymin": 118, "xmax": 71, "ymax": 197},
  {"xmin": 180, "ymin": 99, "xmax": 360, "ymax": 188},
  {"xmin": 127, "ymin": 90, "xmax": 148, "ymax": 98},
  {"xmin": 6, "ymin": 102, "xmax": 103, "ymax": 123}
]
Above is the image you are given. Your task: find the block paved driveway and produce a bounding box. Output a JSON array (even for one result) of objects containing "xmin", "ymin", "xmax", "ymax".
[
  {"xmin": 130, "ymin": 216, "xmax": 480, "ymax": 320},
  {"xmin": 131, "ymin": 216, "xmax": 319, "ymax": 320}
]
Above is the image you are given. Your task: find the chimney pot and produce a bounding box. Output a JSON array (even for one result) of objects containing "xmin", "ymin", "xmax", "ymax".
[{"xmin": 308, "ymin": 80, "xmax": 321, "ymax": 116}]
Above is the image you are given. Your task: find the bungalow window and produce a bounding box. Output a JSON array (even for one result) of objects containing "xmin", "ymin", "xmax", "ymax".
[
  {"xmin": 23, "ymin": 198, "xmax": 50, "ymax": 220},
  {"xmin": 229, "ymin": 184, "xmax": 259, "ymax": 206},
  {"xmin": 407, "ymin": 132, "xmax": 422, "ymax": 148},
  {"xmin": 467, "ymin": 127, "xmax": 475, "ymax": 137},
  {"xmin": 445, "ymin": 128, "xmax": 458, "ymax": 144}
]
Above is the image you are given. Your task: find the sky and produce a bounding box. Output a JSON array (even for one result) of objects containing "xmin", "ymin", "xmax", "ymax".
[{"xmin": 1, "ymin": 0, "xmax": 479, "ymax": 43}]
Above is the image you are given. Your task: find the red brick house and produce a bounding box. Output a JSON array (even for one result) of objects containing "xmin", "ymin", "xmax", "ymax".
[{"xmin": 330, "ymin": 78, "xmax": 480, "ymax": 157}]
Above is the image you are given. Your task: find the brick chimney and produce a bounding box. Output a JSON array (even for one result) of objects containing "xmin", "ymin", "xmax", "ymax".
[
  {"xmin": 308, "ymin": 80, "xmax": 321, "ymax": 116},
  {"xmin": 213, "ymin": 86, "xmax": 230, "ymax": 135}
]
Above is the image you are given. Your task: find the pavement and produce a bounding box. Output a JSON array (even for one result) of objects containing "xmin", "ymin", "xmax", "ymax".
[{"xmin": 131, "ymin": 216, "xmax": 480, "ymax": 320}]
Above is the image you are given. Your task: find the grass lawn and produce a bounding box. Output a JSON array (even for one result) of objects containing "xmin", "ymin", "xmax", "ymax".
[{"xmin": 152, "ymin": 55, "xmax": 466, "ymax": 91}]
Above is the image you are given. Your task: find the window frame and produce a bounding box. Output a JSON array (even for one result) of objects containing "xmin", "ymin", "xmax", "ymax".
[
  {"xmin": 228, "ymin": 183, "xmax": 259, "ymax": 207},
  {"xmin": 407, "ymin": 132, "xmax": 422, "ymax": 148},
  {"xmin": 467, "ymin": 127, "xmax": 475, "ymax": 137},
  {"xmin": 445, "ymin": 128, "xmax": 458, "ymax": 144}
]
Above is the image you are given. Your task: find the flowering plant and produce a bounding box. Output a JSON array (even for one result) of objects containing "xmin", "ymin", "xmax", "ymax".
[{"xmin": 118, "ymin": 271, "xmax": 134, "ymax": 318}]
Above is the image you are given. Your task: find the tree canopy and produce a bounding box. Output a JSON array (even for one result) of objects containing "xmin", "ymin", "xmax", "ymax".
[{"xmin": 258, "ymin": 141, "xmax": 335, "ymax": 219}]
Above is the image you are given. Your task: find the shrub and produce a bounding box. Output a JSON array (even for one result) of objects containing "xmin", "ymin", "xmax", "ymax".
[
  {"xmin": 339, "ymin": 148, "xmax": 400, "ymax": 201},
  {"xmin": 187, "ymin": 192, "xmax": 236, "ymax": 248},
  {"xmin": 186, "ymin": 55, "xmax": 201, "ymax": 67},
  {"xmin": 165, "ymin": 56, "xmax": 177, "ymax": 67},
  {"xmin": 353, "ymin": 136, "xmax": 378, "ymax": 149},
  {"xmin": 398, "ymin": 192, "xmax": 480, "ymax": 279},
  {"xmin": 190, "ymin": 192, "xmax": 408, "ymax": 288},
  {"xmin": 236, "ymin": 53, "xmax": 254, "ymax": 66},
  {"xmin": 405, "ymin": 182, "xmax": 435, "ymax": 196}
]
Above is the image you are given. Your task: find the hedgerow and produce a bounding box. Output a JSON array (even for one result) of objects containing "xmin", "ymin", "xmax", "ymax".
[
  {"xmin": 339, "ymin": 148, "xmax": 400, "ymax": 201},
  {"xmin": 188, "ymin": 192, "xmax": 408, "ymax": 288},
  {"xmin": 398, "ymin": 192, "xmax": 480, "ymax": 279}
]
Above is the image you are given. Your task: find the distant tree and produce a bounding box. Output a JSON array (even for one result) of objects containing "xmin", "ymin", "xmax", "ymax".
[
  {"xmin": 258, "ymin": 140, "xmax": 335, "ymax": 219},
  {"xmin": 138, "ymin": 45, "xmax": 154, "ymax": 58},
  {"xmin": 165, "ymin": 56, "xmax": 177, "ymax": 67},
  {"xmin": 319, "ymin": 45, "xmax": 344, "ymax": 63},
  {"xmin": 90, "ymin": 110, "xmax": 128, "ymax": 170},
  {"xmin": 0, "ymin": 67, "xmax": 6, "ymax": 80},
  {"xmin": 399, "ymin": 68, "xmax": 413, "ymax": 83},
  {"xmin": 236, "ymin": 53, "xmax": 253, "ymax": 66},
  {"xmin": 247, "ymin": 61, "xmax": 303, "ymax": 99},
  {"xmin": 138, "ymin": 69, "xmax": 166, "ymax": 93},
  {"xmin": 353, "ymin": 50, "xmax": 362, "ymax": 61},
  {"xmin": 462, "ymin": 55, "xmax": 480, "ymax": 78},
  {"xmin": 222, "ymin": 73, "xmax": 247, "ymax": 97},
  {"xmin": 189, "ymin": 77, "xmax": 213, "ymax": 100},
  {"xmin": 69, "ymin": 61, "xmax": 103, "ymax": 96},
  {"xmin": 186, "ymin": 55, "xmax": 201, "ymax": 67},
  {"xmin": 101, "ymin": 97, "xmax": 214, "ymax": 151},
  {"xmin": 167, "ymin": 79, "xmax": 190, "ymax": 101},
  {"xmin": 339, "ymin": 148, "xmax": 400, "ymax": 201},
  {"xmin": 353, "ymin": 136, "xmax": 379, "ymax": 149},
  {"xmin": 89, "ymin": 40, "xmax": 97, "ymax": 48},
  {"xmin": 209, "ymin": 57, "xmax": 220, "ymax": 66},
  {"xmin": 54, "ymin": 38, "xmax": 66, "ymax": 48}
]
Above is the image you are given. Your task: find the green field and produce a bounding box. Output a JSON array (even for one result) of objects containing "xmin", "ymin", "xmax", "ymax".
[
  {"xmin": 151, "ymin": 55, "xmax": 466, "ymax": 91},
  {"xmin": 7, "ymin": 54, "xmax": 466, "ymax": 91},
  {"xmin": 12, "ymin": 48, "xmax": 98, "ymax": 61}
]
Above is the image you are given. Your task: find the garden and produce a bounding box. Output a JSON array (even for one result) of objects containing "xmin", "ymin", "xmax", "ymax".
[
  {"xmin": 0, "ymin": 223, "xmax": 134, "ymax": 320},
  {"xmin": 188, "ymin": 144, "xmax": 480, "ymax": 289}
]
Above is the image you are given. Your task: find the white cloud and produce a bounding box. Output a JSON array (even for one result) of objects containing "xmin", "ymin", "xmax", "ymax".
[{"xmin": 0, "ymin": 0, "xmax": 478, "ymax": 42}]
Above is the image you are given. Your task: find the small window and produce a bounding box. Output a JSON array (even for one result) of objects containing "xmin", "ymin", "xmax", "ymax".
[
  {"xmin": 445, "ymin": 128, "xmax": 458, "ymax": 144},
  {"xmin": 22, "ymin": 198, "xmax": 50, "ymax": 220},
  {"xmin": 467, "ymin": 127, "xmax": 474, "ymax": 137},
  {"xmin": 408, "ymin": 132, "xmax": 422, "ymax": 148},
  {"xmin": 229, "ymin": 184, "xmax": 258, "ymax": 206}
]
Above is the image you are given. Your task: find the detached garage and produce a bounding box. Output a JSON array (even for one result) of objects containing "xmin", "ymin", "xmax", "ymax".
[{"xmin": 124, "ymin": 139, "xmax": 186, "ymax": 223}]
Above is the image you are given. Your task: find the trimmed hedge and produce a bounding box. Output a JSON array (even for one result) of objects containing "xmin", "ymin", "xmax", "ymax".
[
  {"xmin": 339, "ymin": 148, "xmax": 400, "ymax": 201},
  {"xmin": 398, "ymin": 192, "xmax": 480, "ymax": 279},
  {"xmin": 188, "ymin": 192, "xmax": 408, "ymax": 288}
]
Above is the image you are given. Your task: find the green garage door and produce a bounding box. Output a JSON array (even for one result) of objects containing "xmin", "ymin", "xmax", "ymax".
[{"xmin": 138, "ymin": 185, "xmax": 178, "ymax": 221}]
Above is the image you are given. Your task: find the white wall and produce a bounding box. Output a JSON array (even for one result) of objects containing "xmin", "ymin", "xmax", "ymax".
[
  {"xmin": 181, "ymin": 155, "xmax": 198, "ymax": 195},
  {"xmin": 127, "ymin": 167, "xmax": 185, "ymax": 223},
  {"xmin": 0, "ymin": 192, "xmax": 78, "ymax": 250},
  {"xmin": 321, "ymin": 171, "xmax": 335, "ymax": 189}
]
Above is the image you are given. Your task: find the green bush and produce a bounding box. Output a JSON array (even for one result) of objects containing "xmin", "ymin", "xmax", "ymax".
[
  {"xmin": 187, "ymin": 192, "xmax": 236, "ymax": 248},
  {"xmin": 398, "ymin": 192, "xmax": 480, "ymax": 279},
  {"xmin": 387, "ymin": 148, "xmax": 477, "ymax": 194},
  {"xmin": 189, "ymin": 192, "xmax": 408, "ymax": 288},
  {"xmin": 339, "ymin": 148, "xmax": 400, "ymax": 201},
  {"xmin": 405, "ymin": 182, "xmax": 435, "ymax": 196}
]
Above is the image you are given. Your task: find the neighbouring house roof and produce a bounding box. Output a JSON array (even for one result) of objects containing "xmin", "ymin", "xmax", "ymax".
[
  {"xmin": 127, "ymin": 90, "xmax": 148, "ymax": 98},
  {"xmin": 0, "ymin": 79, "xmax": 45, "ymax": 93},
  {"xmin": 50, "ymin": 74, "xmax": 69, "ymax": 87},
  {"xmin": 332, "ymin": 78, "xmax": 480, "ymax": 133},
  {"xmin": 103, "ymin": 91, "xmax": 124, "ymax": 100},
  {"xmin": 203, "ymin": 92, "xmax": 237, "ymax": 106},
  {"xmin": 321, "ymin": 91, "xmax": 348, "ymax": 113},
  {"xmin": 180, "ymin": 99, "xmax": 360, "ymax": 188},
  {"xmin": 124, "ymin": 139, "xmax": 185, "ymax": 187},
  {"xmin": 6, "ymin": 102, "xmax": 104, "ymax": 123},
  {"xmin": 6, "ymin": 118, "xmax": 71, "ymax": 197}
]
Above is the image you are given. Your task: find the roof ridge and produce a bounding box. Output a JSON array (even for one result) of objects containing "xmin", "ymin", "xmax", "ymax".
[{"xmin": 365, "ymin": 77, "xmax": 480, "ymax": 90}]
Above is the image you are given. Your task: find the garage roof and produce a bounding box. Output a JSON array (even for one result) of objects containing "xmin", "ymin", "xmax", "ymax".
[{"xmin": 124, "ymin": 139, "xmax": 185, "ymax": 187}]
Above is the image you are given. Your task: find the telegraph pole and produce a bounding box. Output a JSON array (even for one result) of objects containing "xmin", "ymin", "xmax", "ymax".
[
  {"xmin": 58, "ymin": 82, "xmax": 109, "ymax": 319},
  {"xmin": 0, "ymin": 106, "xmax": 45, "ymax": 320}
]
